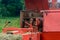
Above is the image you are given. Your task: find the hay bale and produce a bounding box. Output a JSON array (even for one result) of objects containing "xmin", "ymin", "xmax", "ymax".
[{"xmin": 0, "ymin": 33, "xmax": 22, "ymax": 40}]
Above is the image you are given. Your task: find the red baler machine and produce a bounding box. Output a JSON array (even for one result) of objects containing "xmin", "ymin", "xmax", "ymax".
[{"xmin": 2, "ymin": 0, "xmax": 60, "ymax": 40}]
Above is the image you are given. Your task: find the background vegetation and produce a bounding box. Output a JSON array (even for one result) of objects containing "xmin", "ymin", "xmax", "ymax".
[
  {"xmin": 0, "ymin": 0, "xmax": 24, "ymax": 17},
  {"xmin": 0, "ymin": 0, "xmax": 24, "ymax": 32}
]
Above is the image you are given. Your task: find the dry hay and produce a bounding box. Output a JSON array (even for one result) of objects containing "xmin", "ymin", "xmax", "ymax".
[{"xmin": 0, "ymin": 33, "xmax": 22, "ymax": 40}]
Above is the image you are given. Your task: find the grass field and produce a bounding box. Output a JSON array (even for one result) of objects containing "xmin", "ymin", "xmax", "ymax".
[{"xmin": 0, "ymin": 17, "xmax": 20, "ymax": 32}]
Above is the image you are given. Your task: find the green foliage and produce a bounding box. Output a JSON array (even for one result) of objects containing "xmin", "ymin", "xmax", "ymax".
[
  {"xmin": 0, "ymin": 17, "xmax": 20, "ymax": 32},
  {"xmin": 0, "ymin": 0, "xmax": 24, "ymax": 17},
  {"xmin": 0, "ymin": 0, "xmax": 24, "ymax": 32}
]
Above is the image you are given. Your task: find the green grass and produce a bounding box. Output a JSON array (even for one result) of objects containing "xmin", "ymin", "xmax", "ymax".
[{"xmin": 0, "ymin": 17, "xmax": 20, "ymax": 32}]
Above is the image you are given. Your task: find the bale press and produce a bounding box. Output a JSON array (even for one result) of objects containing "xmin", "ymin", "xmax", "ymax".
[{"xmin": 2, "ymin": 0, "xmax": 60, "ymax": 40}]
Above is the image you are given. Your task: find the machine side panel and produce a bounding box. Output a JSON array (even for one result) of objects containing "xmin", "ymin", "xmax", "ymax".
[
  {"xmin": 42, "ymin": 32, "xmax": 60, "ymax": 40},
  {"xmin": 43, "ymin": 12, "xmax": 60, "ymax": 32}
]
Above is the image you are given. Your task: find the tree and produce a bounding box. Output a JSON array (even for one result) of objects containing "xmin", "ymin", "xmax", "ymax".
[{"xmin": 0, "ymin": 0, "xmax": 24, "ymax": 17}]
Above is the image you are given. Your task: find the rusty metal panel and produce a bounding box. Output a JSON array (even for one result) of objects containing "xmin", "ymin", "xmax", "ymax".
[
  {"xmin": 25, "ymin": 0, "xmax": 49, "ymax": 10},
  {"xmin": 43, "ymin": 10, "xmax": 60, "ymax": 32}
]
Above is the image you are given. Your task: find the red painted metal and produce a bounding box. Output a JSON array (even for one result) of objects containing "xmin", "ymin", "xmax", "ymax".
[
  {"xmin": 42, "ymin": 32, "xmax": 60, "ymax": 40},
  {"xmin": 22, "ymin": 32, "xmax": 40, "ymax": 40},
  {"xmin": 25, "ymin": 21, "xmax": 33, "ymax": 28},
  {"xmin": 25, "ymin": 0, "xmax": 49, "ymax": 10},
  {"xmin": 37, "ymin": 32, "xmax": 41, "ymax": 40},
  {"xmin": 22, "ymin": 34, "xmax": 31, "ymax": 40},
  {"xmin": 43, "ymin": 10, "xmax": 60, "ymax": 32},
  {"xmin": 2, "ymin": 27, "xmax": 20, "ymax": 34},
  {"xmin": 3, "ymin": 27, "xmax": 33, "ymax": 34}
]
